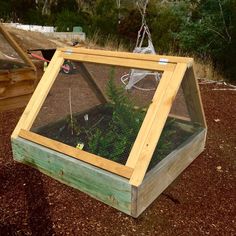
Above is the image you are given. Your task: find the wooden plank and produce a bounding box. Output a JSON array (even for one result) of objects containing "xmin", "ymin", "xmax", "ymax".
[
  {"xmin": 11, "ymin": 50, "xmax": 63, "ymax": 138},
  {"xmin": 78, "ymin": 62, "xmax": 107, "ymax": 103},
  {"xmin": 0, "ymin": 66, "xmax": 37, "ymax": 112},
  {"xmin": 12, "ymin": 137, "xmax": 132, "ymax": 215},
  {"xmin": 0, "ymin": 76, "xmax": 10, "ymax": 82},
  {"xmin": 126, "ymin": 70, "xmax": 174, "ymax": 168},
  {"xmin": 0, "ymin": 93, "xmax": 32, "ymax": 112},
  {"xmin": 0, "ymin": 69, "xmax": 37, "ymax": 100},
  {"xmin": 0, "ymin": 24, "xmax": 36, "ymax": 71},
  {"xmin": 0, "ymin": 81, "xmax": 34, "ymax": 98},
  {"xmin": 60, "ymin": 47, "xmax": 193, "ymax": 65},
  {"xmin": 131, "ymin": 129, "xmax": 206, "ymax": 217},
  {"xmin": 0, "ymin": 68, "xmax": 36, "ymax": 82},
  {"xmin": 181, "ymin": 66, "xmax": 207, "ymax": 127},
  {"xmin": 18, "ymin": 129, "xmax": 133, "ymax": 179},
  {"xmin": 61, "ymin": 52, "xmax": 176, "ymax": 72},
  {"xmin": 129, "ymin": 63, "xmax": 188, "ymax": 186}
]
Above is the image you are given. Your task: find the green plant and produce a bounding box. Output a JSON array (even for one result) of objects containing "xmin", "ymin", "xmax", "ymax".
[
  {"xmin": 90, "ymin": 0, "xmax": 118, "ymax": 36},
  {"xmin": 87, "ymin": 75, "xmax": 144, "ymax": 162},
  {"xmin": 85, "ymin": 68, "xmax": 179, "ymax": 165},
  {"xmin": 66, "ymin": 116, "xmax": 81, "ymax": 136},
  {"xmin": 63, "ymin": 72, "xmax": 177, "ymax": 166},
  {"xmin": 24, "ymin": 9, "xmax": 45, "ymax": 25},
  {"xmin": 147, "ymin": 2, "xmax": 183, "ymax": 54},
  {"xmin": 173, "ymin": 0, "xmax": 236, "ymax": 80},
  {"xmin": 149, "ymin": 118, "xmax": 176, "ymax": 169},
  {"xmin": 55, "ymin": 10, "xmax": 88, "ymax": 32}
]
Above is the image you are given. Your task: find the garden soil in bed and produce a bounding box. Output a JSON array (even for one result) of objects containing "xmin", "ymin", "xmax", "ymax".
[
  {"xmin": 33, "ymin": 104, "xmax": 199, "ymax": 169},
  {"xmin": 0, "ymin": 82, "xmax": 235, "ymax": 235},
  {"xmin": 32, "ymin": 105, "xmax": 200, "ymax": 170}
]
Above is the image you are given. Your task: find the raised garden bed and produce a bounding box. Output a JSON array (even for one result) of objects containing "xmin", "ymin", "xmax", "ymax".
[
  {"xmin": 11, "ymin": 48, "xmax": 207, "ymax": 217},
  {"xmin": 0, "ymin": 24, "xmax": 37, "ymax": 112}
]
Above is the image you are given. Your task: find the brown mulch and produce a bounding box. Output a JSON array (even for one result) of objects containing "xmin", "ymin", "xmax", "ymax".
[{"xmin": 0, "ymin": 82, "xmax": 235, "ymax": 235}]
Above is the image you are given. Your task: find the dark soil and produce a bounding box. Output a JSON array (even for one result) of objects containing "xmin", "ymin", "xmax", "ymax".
[
  {"xmin": 32, "ymin": 105, "xmax": 195, "ymax": 170},
  {"xmin": 0, "ymin": 82, "xmax": 235, "ymax": 235},
  {"xmin": 34, "ymin": 104, "xmax": 197, "ymax": 168}
]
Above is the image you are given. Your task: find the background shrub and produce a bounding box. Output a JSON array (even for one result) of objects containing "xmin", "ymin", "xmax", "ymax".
[{"xmin": 0, "ymin": 0, "xmax": 235, "ymax": 81}]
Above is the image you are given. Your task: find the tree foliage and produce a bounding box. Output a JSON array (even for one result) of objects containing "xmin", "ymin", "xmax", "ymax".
[
  {"xmin": 0, "ymin": 0, "xmax": 235, "ymax": 80},
  {"xmin": 173, "ymin": 0, "xmax": 236, "ymax": 79}
]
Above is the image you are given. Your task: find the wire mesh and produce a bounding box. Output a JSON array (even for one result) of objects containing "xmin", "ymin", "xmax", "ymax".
[{"xmin": 31, "ymin": 60, "xmax": 202, "ymax": 171}]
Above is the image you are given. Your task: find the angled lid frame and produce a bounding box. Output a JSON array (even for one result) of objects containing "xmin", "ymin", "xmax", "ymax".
[{"xmin": 11, "ymin": 47, "xmax": 206, "ymax": 186}]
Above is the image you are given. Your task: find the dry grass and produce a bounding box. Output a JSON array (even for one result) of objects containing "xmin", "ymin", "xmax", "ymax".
[
  {"xmin": 84, "ymin": 30, "xmax": 128, "ymax": 52},
  {"xmin": 103, "ymin": 35, "xmax": 128, "ymax": 51},
  {"xmin": 194, "ymin": 59, "xmax": 225, "ymax": 81}
]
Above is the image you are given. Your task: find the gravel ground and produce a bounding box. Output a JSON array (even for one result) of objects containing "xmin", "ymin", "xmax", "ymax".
[{"xmin": 0, "ymin": 82, "xmax": 235, "ymax": 236}]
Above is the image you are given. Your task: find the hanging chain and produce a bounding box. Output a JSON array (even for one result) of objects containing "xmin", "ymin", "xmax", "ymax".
[{"xmin": 135, "ymin": 0, "xmax": 151, "ymax": 48}]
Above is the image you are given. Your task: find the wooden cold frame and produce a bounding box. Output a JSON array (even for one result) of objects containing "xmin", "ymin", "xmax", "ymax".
[
  {"xmin": 0, "ymin": 24, "xmax": 37, "ymax": 112},
  {"xmin": 11, "ymin": 47, "xmax": 207, "ymax": 217}
]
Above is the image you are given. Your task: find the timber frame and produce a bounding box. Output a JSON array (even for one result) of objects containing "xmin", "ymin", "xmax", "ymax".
[
  {"xmin": 11, "ymin": 47, "xmax": 207, "ymax": 217},
  {"xmin": 0, "ymin": 24, "xmax": 37, "ymax": 112}
]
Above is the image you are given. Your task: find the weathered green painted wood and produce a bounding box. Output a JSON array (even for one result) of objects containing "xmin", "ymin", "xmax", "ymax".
[{"xmin": 12, "ymin": 137, "xmax": 132, "ymax": 214}]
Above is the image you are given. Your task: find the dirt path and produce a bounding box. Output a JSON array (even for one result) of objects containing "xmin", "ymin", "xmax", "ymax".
[{"xmin": 0, "ymin": 82, "xmax": 235, "ymax": 235}]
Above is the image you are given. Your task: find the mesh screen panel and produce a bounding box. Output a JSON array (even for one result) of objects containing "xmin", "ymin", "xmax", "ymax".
[
  {"xmin": 31, "ymin": 60, "xmax": 203, "ymax": 171},
  {"xmin": 31, "ymin": 61, "xmax": 160, "ymax": 164}
]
